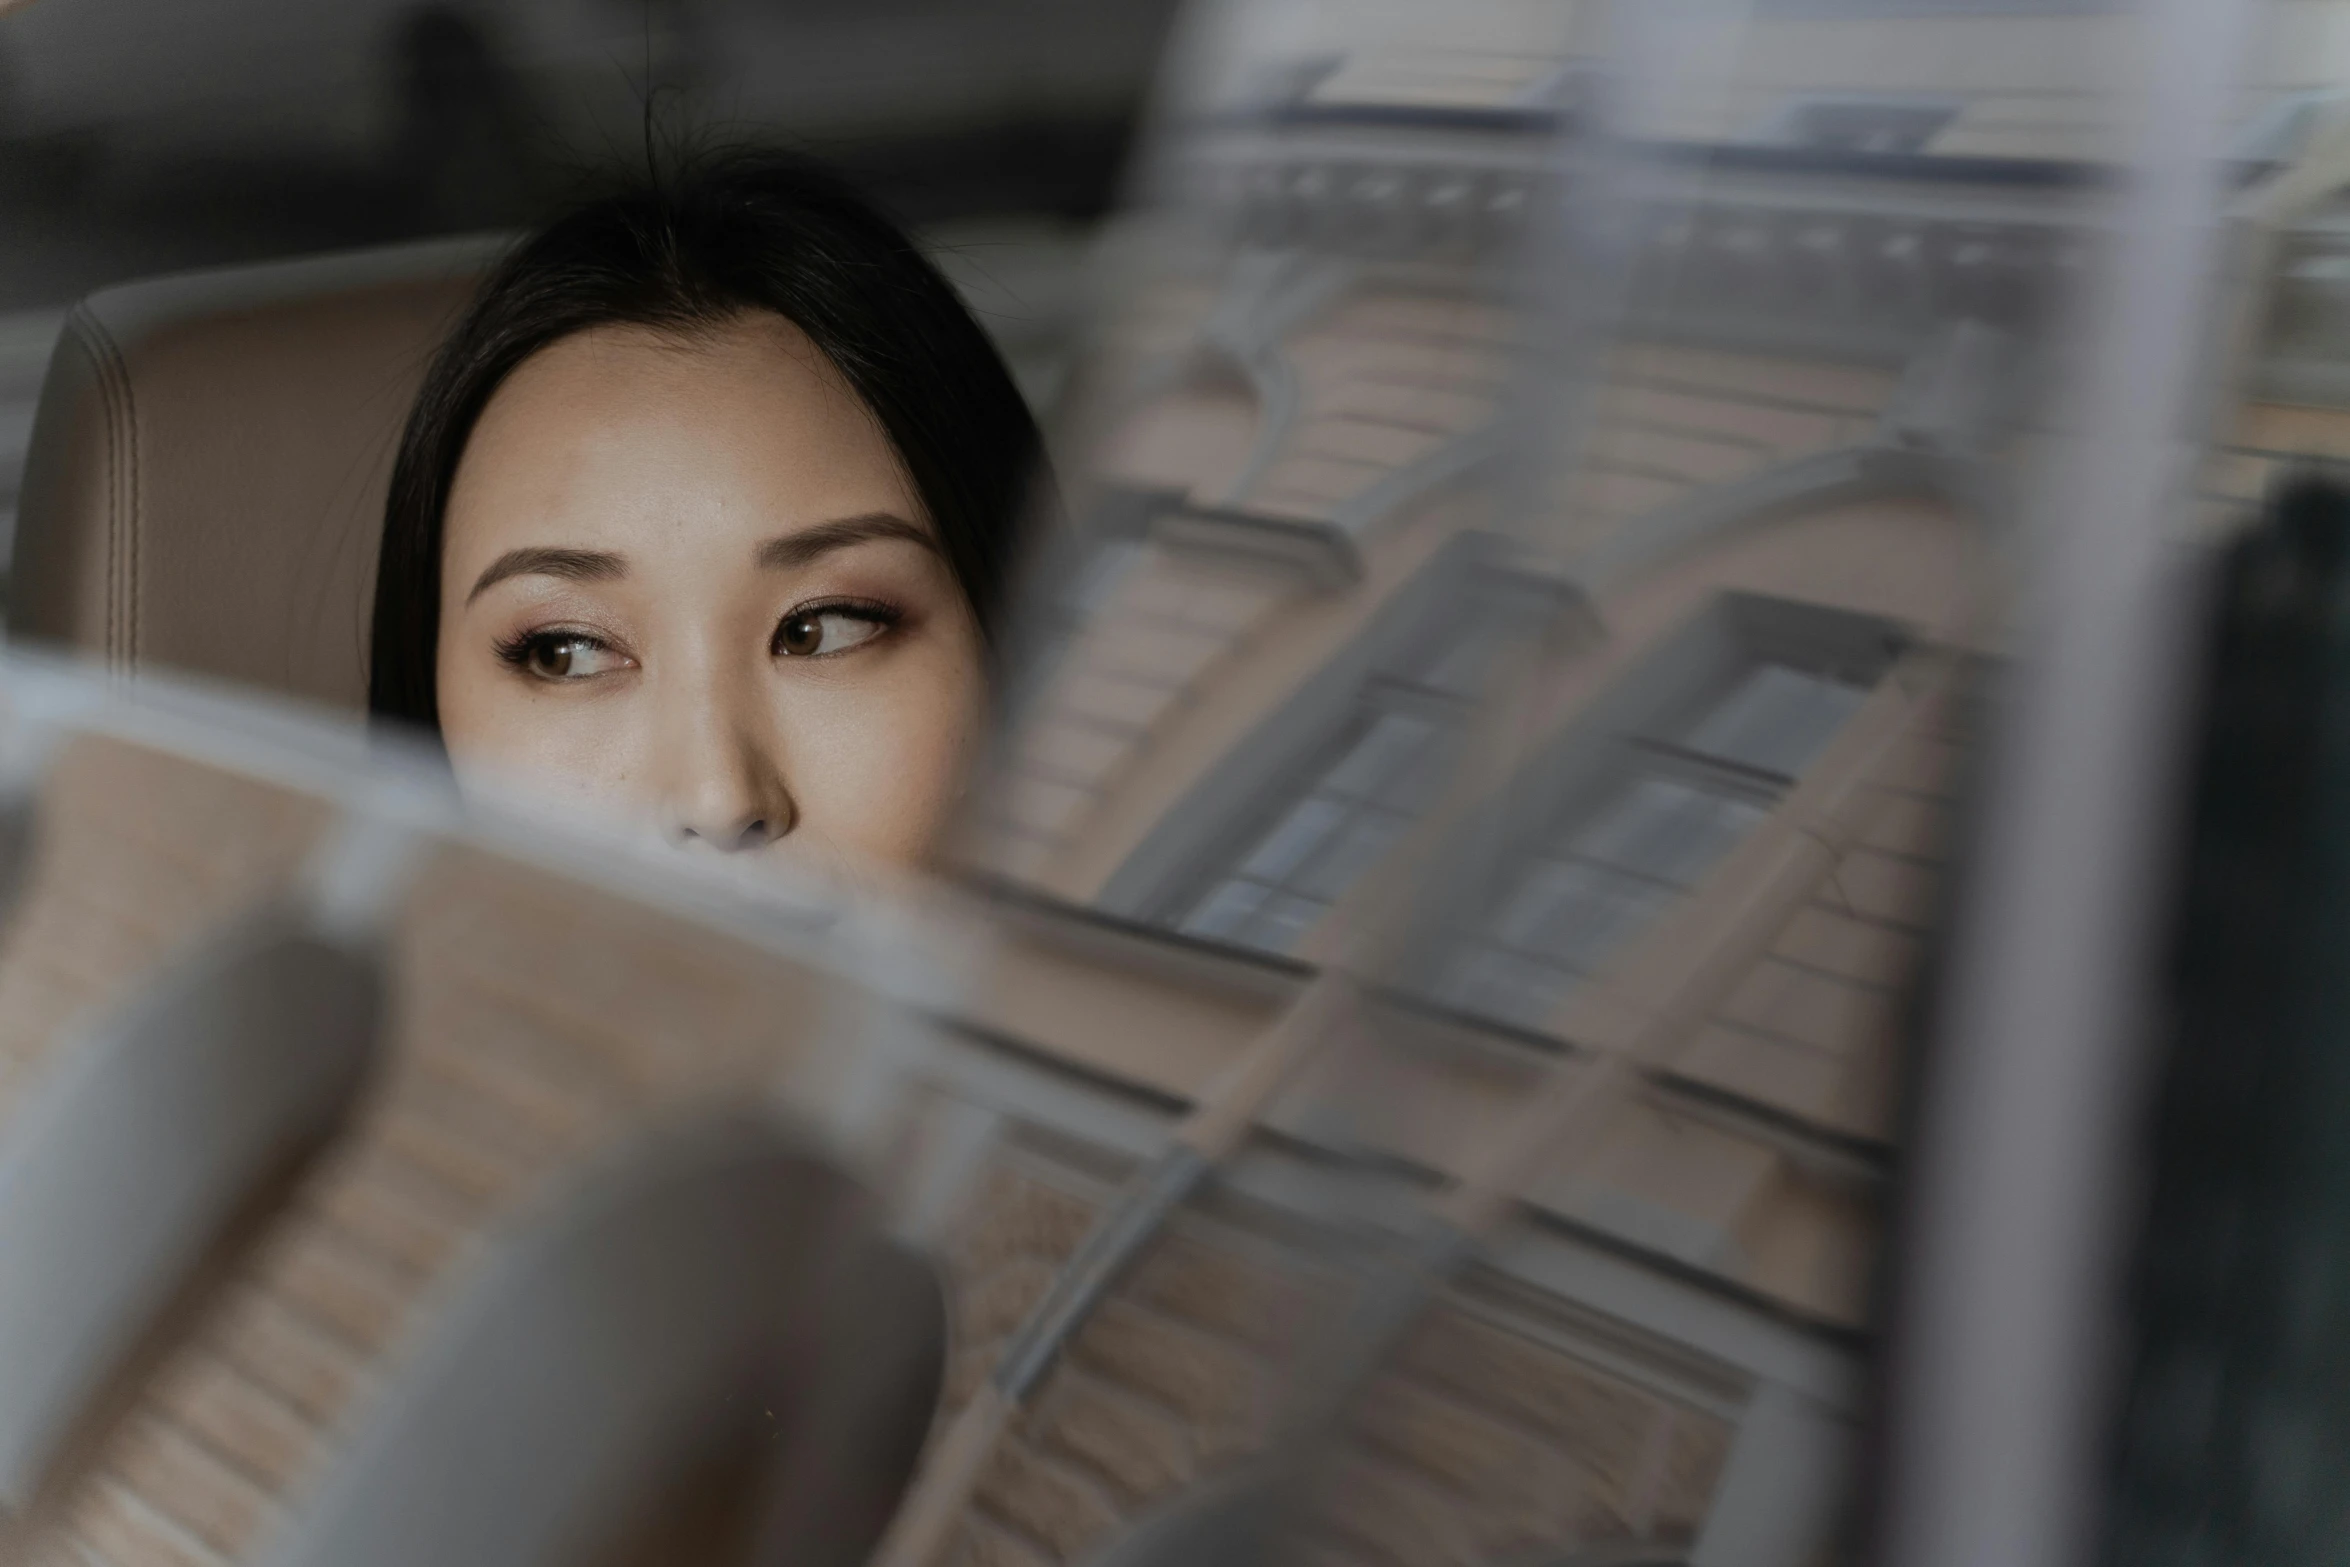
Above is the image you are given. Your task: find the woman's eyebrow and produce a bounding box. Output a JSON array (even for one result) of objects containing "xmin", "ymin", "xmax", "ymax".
[
  {"xmin": 756, "ymin": 513, "xmax": 938, "ymax": 571},
  {"xmin": 466, "ymin": 546, "xmax": 628, "ymax": 605}
]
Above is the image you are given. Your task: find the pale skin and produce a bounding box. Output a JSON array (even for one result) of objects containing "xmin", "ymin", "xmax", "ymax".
[{"xmin": 435, "ymin": 312, "xmax": 989, "ymax": 869}]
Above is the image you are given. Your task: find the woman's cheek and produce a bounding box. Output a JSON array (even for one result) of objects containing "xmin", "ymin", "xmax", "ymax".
[
  {"xmin": 444, "ymin": 682, "xmax": 656, "ymax": 823},
  {"xmin": 784, "ymin": 661, "xmax": 982, "ymax": 865}
]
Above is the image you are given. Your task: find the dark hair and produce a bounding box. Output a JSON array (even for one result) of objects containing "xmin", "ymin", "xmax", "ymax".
[{"xmin": 368, "ymin": 148, "xmax": 1045, "ymax": 730}]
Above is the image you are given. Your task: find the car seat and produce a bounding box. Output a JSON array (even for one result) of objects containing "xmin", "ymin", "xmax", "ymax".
[{"xmin": 8, "ymin": 234, "xmax": 508, "ymax": 711}]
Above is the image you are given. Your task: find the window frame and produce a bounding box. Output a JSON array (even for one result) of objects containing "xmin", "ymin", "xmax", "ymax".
[
  {"xmin": 1094, "ymin": 530, "xmax": 1587, "ymax": 935},
  {"xmin": 1400, "ymin": 590, "xmax": 1908, "ymax": 1033},
  {"xmin": 1746, "ymin": 93, "xmax": 1965, "ymax": 156}
]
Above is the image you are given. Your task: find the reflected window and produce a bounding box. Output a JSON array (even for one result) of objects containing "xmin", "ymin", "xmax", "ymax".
[
  {"xmin": 1752, "ymin": 94, "xmax": 1960, "ymax": 155},
  {"xmin": 2233, "ymin": 89, "xmax": 2350, "ymax": 166},
  {"xmin": 1174, "ymin": 599, "xmax": 1516, "ymax": 952},
  {"xmin": 1344, "ymin": 591, "xmax": 1901, "ymax": 1035},
  {"xmin": 1429, "ymin": 658, "xmax": 1871, "ymax": 1028}
]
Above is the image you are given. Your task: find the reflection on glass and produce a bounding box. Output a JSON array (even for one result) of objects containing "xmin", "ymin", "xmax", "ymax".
[
  {"xmin": 1172, "ymin": 605, "xmax": 1497, "ymax": 949},
  {"xmin": 934, "ymin": 1, "xmax": 2339, "ymax": 1564},
  {"xmin": 1426, "ymin": 656, "xmax": 1871, "ymax": 1029}
]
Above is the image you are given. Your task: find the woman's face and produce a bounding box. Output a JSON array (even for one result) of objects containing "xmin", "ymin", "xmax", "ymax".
[{"xmin": 435, "ymin": 313, "xmax": 988, "ymax": 869}]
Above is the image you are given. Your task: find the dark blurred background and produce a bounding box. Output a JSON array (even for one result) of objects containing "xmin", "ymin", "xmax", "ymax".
[
  {"xmin": 0, "ymin": 0, "xmax": 1188, "ymax": 565},
  {"xmin": 0, "ymin": 0, "xmax": 1184, "ymax": 296}
]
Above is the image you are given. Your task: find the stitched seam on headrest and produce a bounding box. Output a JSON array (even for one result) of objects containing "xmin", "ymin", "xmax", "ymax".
[{"xmin": 67, "ymin": 306, "xmax": 135, "ymax": 677}]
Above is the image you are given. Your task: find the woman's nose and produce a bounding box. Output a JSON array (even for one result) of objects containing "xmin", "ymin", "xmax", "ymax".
[
  {"xmin": 669, "ymin": 801, "xmax": 783, "ymax": 853},
  {"xmin": 658, "ymin": 685, "xmax": 796, "ymax": 853}
]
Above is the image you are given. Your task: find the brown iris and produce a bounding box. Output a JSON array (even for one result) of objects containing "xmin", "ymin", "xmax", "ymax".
[
  {"xmin": 775, "ymin": 613, "xmax": 825, "ymax": 657},
  {"xmin": 528, "ymin": 636, "xmax": 587, "ymax": 678}
]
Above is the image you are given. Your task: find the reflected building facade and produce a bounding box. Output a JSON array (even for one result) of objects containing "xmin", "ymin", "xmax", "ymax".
[{"xmin": 928, "ymin": 5, "xmax": 2350, "ymax": 1566}]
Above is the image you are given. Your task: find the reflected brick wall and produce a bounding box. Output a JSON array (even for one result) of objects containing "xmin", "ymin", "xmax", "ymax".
[{"xmin": 931, "ymin": 1157, "xmax": 1735, "ymax": 1567}]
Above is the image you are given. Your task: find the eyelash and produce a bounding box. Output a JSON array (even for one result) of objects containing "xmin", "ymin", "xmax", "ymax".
[
  {"xmin": 489, "ymin": 599, "xmax": 905, "ymax": 681},
  {"xmin": 771, "ymin": 597, "xmax": 903, "ymax": 659},
  {"xmin": 492, "ymin": 624, "xmax": 616, "ymax": 674}
]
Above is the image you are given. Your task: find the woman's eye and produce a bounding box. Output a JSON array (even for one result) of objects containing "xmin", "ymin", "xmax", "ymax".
[
  {"xmin": 773, "ymin": 609, "xmax": 890, "ymax": 658},
  {"xmin": 516, "ymin": 633, "xmax": 625, "ymax": 680}
]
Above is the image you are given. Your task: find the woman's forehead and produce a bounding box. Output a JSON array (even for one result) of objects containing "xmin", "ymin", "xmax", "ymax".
[{"xmin": 443, "ymin": 315, "xmax": 924, "ymax": 568}]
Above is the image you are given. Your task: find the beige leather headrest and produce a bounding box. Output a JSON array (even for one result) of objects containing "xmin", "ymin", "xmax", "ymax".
[{"xmin": 9, "ymin": 235, "xmax": 508, "ymax": 710}]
